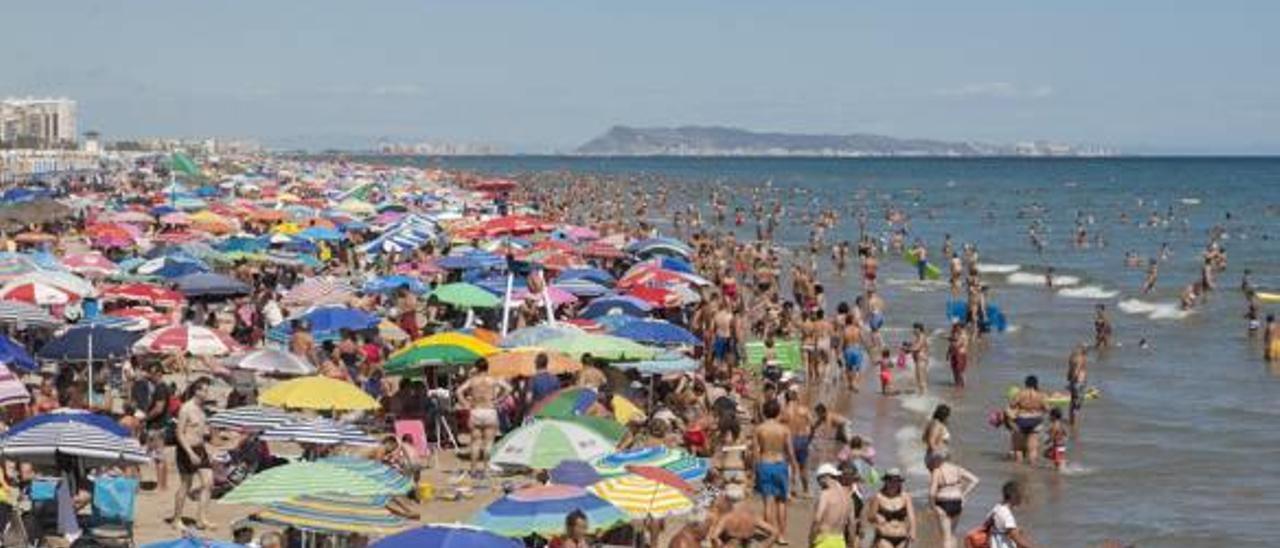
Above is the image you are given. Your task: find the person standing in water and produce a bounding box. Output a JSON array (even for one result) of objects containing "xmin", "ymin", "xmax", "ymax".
[
  {"xmin": 946, "ymin": 323, "xmax": 969, "ymax": 388},
  {"xmin": 1141, "ymin": 258, "xmax": 1159, "ymax": 294},
  {"xmin": 927, "ymin": 453, "xmax": 979, "ymax": 548},
  {"xmin": 1094, "ymin": 304, "xmax": 1112, "ymax": 349},
  {"xmin": 841, "ymin": 313, "xmax": 865, "ymax": 392},
  {"xmin": 908, "ymin": 323, "xmax": 929, "ymax": 395},
  {"xmin": 1007, "ymin": 375, "xmax": 1048, "ymax": 465},
  {"xmin": 1067, "ymin": 345, "xmax": 1089, "ymax": 425}
]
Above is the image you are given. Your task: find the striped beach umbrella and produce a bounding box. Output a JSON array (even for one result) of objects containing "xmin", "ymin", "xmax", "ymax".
[
  {"xmin": 0, "ymin": 300, "xmax": 60, "ymax": 328},
  {"xmin": 319, "ymin": 456, "xmax": 413, "ymax": 495},
  {"xmin": 281, "ymin": 277, "xmax": 356, "ymax": 307},
  {"xmin": 61, "ymin": 252, "xmax": 119, "ymax": 277},
  {"xmin": 536, "ymin": 333, "xmax": 659, "ymax": 361},
  {"xmin": 499, "ymin": 324, "xmax": 584, "ymax": 348},
  {"xmin": 490, "ymin": 419, "xmax": 616, "ymax": 470},
  {"xmin": 261, "ymin": 417, "xmax": 378, "ymax": 447},
  {"xmin": 0, "ymin": 409, "xmax": 149, "ymax": 464},
  {"xmin": 470, "ymin": 484, "xmax": 628, "ymax": 538},
  {"xmin": 591, "ymin": 446, "xmax": 709, "ymax": 481},
  {"xmin": 232, "ymin": 348, "xmax": 315, "ymax": 376},
  {"xmin": 4, "ymin": 271, "xmax": 96, "ymax": 298},
  {"xmin": 255, "ymin": 494, "xmax": 410, "ymax": 536},
  {"xmin": 0, "ymin": 364, "xmax": 30, "ymax": 407},
  {"xmin": 221, "ymin": 460, "xmax": 407, "ymax": 504},
  {"xmin": 0, "ymin": 281, "xmax": 77, "ymax": 306},
  {"xmin": 373, "ymin": 524, "xmax": 522, "ymax": 548},
  {"xmin": 587, "ymin": 474, "xmax": 695, "ymax": 518},
  {"xmin": 100, "ymin": 283, "xmax": 186, "ymax": 307},
  {"xmin": 208, "ymin": 406, "xmax": 297, "ymax": 432},
  {"xmin": 133, "ymin": 324, "xmax": 242, "ymax": 357},
  {"xmin": 614, "ymin": 352, "xmax": 700, "ymax": 376}
]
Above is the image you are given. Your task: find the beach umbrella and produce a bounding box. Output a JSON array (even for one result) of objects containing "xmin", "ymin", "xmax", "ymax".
[
  {"xmin": 383, "ymin": 344, "xmax": 486, "ymax": 375},
  {"xmin": 61, "ymin": 252, "xmax": 119, "ymax": 277},
  {"xmin": 297, "ymin": 226, "xmax": 343, "ymax": 241},
  {"xmin": 135, "ymin": 255, "xmax": 208, "ymax": 279},
  {"xmin": 208, "ymin": 405, "xmax": 297, "ymax": 432},
  {"xmin": 0, "ymin": 254, "xmax": 43, "ymax": 282},
  {"xmin": 579, "ymin": 296, "xmax": 653, "ymax": 319},
  {"xmin": 608, "ymin": 319, "xmax": 700, "ymax": 346},
  {"xmin": 405, "ymin": 332, "xmax": 500, "ymax": 354},
  {"xmin": 0, "ymin": 364, "xmax": 30, "ymax": 406},
  {"xmin": 37, "ymin": 324, "xmax": 140, "ymax": 363},
  {"xmin": 259, "ymin": 375, "xmax": 380, "ymax": 411},
  {"xmin": 256, "ymin": 494, "xmax": 410, "ymax": 536},
  {"xmin": 282, "ymin": 306, "xmax": 380, "ymax": 339},
  {"xmin": 555, "ymin": 414, "xmax": 627, "ymax": 442},
  {"xmin": 549, "ymin": 459, "xmax": 604, "ymax": 487},
  {"xmin": 0, "ymin": 281, "xmax": 77, "ymax": 306},
  {"xmin": 591, "ymin": 446, "xmax": 708, "ymax": 481},
  {"xmin": 490, "ymin": 419, "xmax": 615, "ymax": 470},
  {"xmin": 4, "ymin": 271, "xmax": 97, "ymax": 298},
  {"xmin": 529, "ymin": 386, "xmax": 600, "ymax": 418},
  {"xmin": 281, "ymin": 277, "xmax": 355, "ymax": 307},
  {"xmin": 499, "ymin": 323, "xmax": 584, "ymax": 348},
  {"xmin": 377, "ymin": 320, "xmax": 410, "ymax": 344},
  {"xmin": 429, "ymin": 282, "xmax": 500, "ymax": 309},
  {"xmin": 509, "ymin": 285, "xmax": 578, "ymax": 306},
  {"xmin": 537, "ymin": 333, "xmax": 659, "ymax": 361},
  {"xmin": 587, "ymin": 474, "xmax": 695, "ymax": 518},
  {"xmin": 105, "ymin": 306, "xmax": 172, "ymax": 329},
  {"xmin": 373, "ymin": 524, "xmax": 522, "ymax": 548},
  {"xmin": 233, "ymin": 348, "xmax": 316, "ymax": 376},
  {"xmin": 261, "ymin": 417, "xmax": 378, "ymax": 446},
  {"xmin": 173, "ymin": 272, "xmax": 251, "ymax": 298},
  {"xmin": 470, "ymin": 484, "xmax": 628, "ymax": 538},
  {"xmin": 626, "ymin": 286, "xmax": 684, "ymax": 309},
  {"xmin": 363, "ymin": 275, "xmax": 428, "ymax": 295},
  {"xmin": 100, "ymin": 283, "xmax": 186, "ymax": 307},
  {"xmin": 132, "ymin": 324, "xmax": 242, "ymax": 357},
  {"xmin": 486, "ymin": 348, "xmax": 581, "ymax": 379},
  {"xmin": 320, "ymin": 456, "xmax": 413, "ymax": 494},
  {"xmin": 221, "ymin": 460, "xmax": 407, "ymax": 504},
  {"xmin": 141, "ymin": 538, "xmax": 244, "ymax": 548},
  {"xmin": 0, "ymin": 409, "xmax": 148, "ymax": 464},
  {"xmin": 552, "ymin": 278, "xmax": 610, "ymax": 298},
  {"xmin": 626, "ymin": 237, "xmax": 693, "ymax": 259},
  {"xmin": 0, "ymin": 334, "xmax": 36, "ymax": 372}
]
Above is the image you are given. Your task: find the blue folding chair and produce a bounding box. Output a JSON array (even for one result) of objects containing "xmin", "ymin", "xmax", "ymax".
[{"xmin": 87, "ymin": 476, "xmax": 138, "ymax": 547}]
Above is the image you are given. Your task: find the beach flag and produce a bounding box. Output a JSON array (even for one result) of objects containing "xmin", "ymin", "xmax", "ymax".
[{"xmin": 170, "ymin": 152, "xmax": 200, "ymax": 177}]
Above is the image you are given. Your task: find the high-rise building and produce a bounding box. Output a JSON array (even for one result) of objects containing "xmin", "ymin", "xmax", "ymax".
[{"xmin": 0, "ymin": 98, "xmax": 78, "ymax": 148}]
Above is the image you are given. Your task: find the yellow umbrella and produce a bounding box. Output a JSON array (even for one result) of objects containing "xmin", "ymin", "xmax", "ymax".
[
  {"xmin": 260, "ymin": 376, "xmax": 380, "ymax": 411},
  {"xmin": 587, "ymin": 475, "xmax": 694, "ymax": 518},
  {"xmin": 610, "ymin": 394, "xmax": 645, "ymax": 425},
  {"xmin": 407, "ymin": 332, "xmax": 499, "ymax": 356},
  {"xmin": 337, "ymin": 199, "xmax": 376, "ymax": 216},
  {"xmin": 488, "ymin": 348, "xmax": 581, "ymax": 379},
  {"xmin": 273, "ymin": 222, "xmax": 303, "ymax": 235}
]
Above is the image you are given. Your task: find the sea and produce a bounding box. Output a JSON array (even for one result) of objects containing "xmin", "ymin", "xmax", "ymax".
[{"xmin": 379, "ymin": 156, "xmax": 1280, "ymax": 546}]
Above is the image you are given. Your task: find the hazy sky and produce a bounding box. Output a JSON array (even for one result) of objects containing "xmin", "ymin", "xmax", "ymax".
[{"xmin": 4, "ymin": 1, "xmax": 1278, "ymax": 152}]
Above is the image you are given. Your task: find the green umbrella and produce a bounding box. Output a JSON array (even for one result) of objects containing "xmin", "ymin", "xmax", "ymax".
[
  {"xmin": 558, "ymin": 414, "xmax": 626, "ymax": 442},
  {"xmin": 383, "ymin": 344, "xmax": 482, "ymax": 375},
  {"xmin": 221, "ymin": 460, "xmax": 408, "ymax": 504},
  {"xmin": 429, "ymin": 282, "xmax": 500, "ymax": 309},
  {"xmin": 538, "ymin": 333, "xmax": 659, "ymax": 361}
]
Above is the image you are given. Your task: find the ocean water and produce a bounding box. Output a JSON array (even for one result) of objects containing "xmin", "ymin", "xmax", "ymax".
[{"xmin": 390, "ymin": 156, "xmax": 1280, "ymax": 546}]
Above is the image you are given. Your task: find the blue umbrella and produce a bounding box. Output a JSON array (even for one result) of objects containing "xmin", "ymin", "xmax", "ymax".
[
  {"xmin": 435, "ymin": 255, "xmax": 482, "ymax": 270},
  {"xmin": 217, "ymin": 236, "xmax": 268, "ymax": 253},
  {"xmin": 6, "ymin": 409, "xmax": 131, "ymax": 437},
  {"xmin": 0, "ymin": 409, "xmax": 149, "ymax": 464},
  {"xmin": 298, "ymin": 226, "xmax": 344, "ymax": 241},
  {"xmin": 363, "ymin": 275, "xmax": 427, "ymax": 295},
  {"xmin": 173, "ymin": 272, "xmax": 251, "ymax": 298},
  {"xmin": 552, "ymin": 278, "xmax": 610, "ymax": 298},
  {"xmin": 652, "ymin": 256, "xmax": 694, "ymax": 274},
  {"xmin": 142, "ymin": 538, "xmax": 245, "ymax": 548},
  {"xmin": 626, "ymin": 237, "xmax": 693, "ymax": 258},
  {"xmin": 270, "ymin": 306, "xmax": 379, "ymax": 342},
  {"xmin": 615, "ymin": 353, "xmax": 701, "ymax": 376},
  {"xmin": 0, "ymin": 334, "xmax": 37, "ymax": 372},
  {"xmin": 135, "ymin": 255, "xmax": 208, "ymax": 279},
  {"xmin": 580, "ymin": 296, "xmax": 653, "ymax": 319},
  {"xmin": 549, "ymin": 459, "xmax": 604, "ymax": 487},
  {"xmin": 556, "ymin": 268, "xmax": 614, "ymax": 285},
  {"xmin": 609, "ymin": 319, "xmax": 700, "ymax": 346},
  {"xmin": 374, "ymin": 524, "xmax": 521, "ymax": 548},
  {"xmin": 36, "ymin": 325, "xmax": 141, "ymax": 363}
]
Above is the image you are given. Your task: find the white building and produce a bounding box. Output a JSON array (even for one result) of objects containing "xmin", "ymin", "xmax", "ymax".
[{"xmin": 0, "ymin": 98, "xmax": 78, "ymax": 148}]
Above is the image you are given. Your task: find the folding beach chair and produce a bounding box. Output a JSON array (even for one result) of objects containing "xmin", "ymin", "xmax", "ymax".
[
  {"xmin": 86, "ymin": 476, "xmax": 138, "ymax": 547},
  {"xmin": 394, "ymin": 419, "xmax": 428, "ymax": 456}
]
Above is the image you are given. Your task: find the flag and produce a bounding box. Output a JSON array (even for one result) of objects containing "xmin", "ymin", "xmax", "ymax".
[{"xmin": 170, "ymin": 152, "xmax": 200, "ymax": 177}]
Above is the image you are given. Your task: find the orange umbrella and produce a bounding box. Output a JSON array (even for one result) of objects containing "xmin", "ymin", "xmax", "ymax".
[{"xmin": 488, "ymin": 349, "xmax": 582, "ymax": 379}]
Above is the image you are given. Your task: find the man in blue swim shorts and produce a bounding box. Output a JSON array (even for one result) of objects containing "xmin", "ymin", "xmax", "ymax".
[
  {"xmin": 754, "ymin": 399, "xmax": 798, "ymax": 541},
  {"xmin": 841, "ymin": 314, "xmax": 865, "ymax": 391}
]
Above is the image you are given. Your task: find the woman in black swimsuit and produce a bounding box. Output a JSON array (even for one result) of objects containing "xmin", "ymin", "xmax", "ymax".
[{"xmin": 867, "ymin": 469, "xmax": 916, "ymax": 547}]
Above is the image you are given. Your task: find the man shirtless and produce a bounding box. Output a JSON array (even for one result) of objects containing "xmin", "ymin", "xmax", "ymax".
[
  {"xmin": 706, "ymin": 495, "xmax": 780, "ymax": 547},
  {"xmin": 713, "ymin": 304, "xmax": 737, "ymax": 375},
  {"xmin": 840, "ymin": 314, "xmax": 864, "ymax": 391},
  {"xmin": 1067, "ymin": 344, "xmax": 1088, "ymax": 425},
  {"xmin": 456, "ymin": 358, "xmax": 511, "ymax": 479},
  {"xmin": 168, "ymin": 377, "xmax": 214, "ymax": 530},
  {"xmin": 810, "ymin": 464, "xmax": 852, "ymax": 547},
  {"xmin": 782, "ymin": 390, "xmax": 814, "ymax": 497},
  {"xmin": 754, "ymin": 399, "xmax": 797, "ymax": 543}
]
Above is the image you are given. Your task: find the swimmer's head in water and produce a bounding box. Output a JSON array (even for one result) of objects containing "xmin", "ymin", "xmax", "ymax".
[{"xmin": 1025, "ymin": 375, "xmax": 1039, "ymax": 390}]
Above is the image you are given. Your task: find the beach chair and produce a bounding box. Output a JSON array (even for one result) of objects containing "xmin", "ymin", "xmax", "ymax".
[
  {"xmin": 85, "ymin": 476, "xmax": 138, "ymax": 547},
  {"xmin": 394, "ymin": 419, "xmax": 428, "ymax": 456},
  {"xmin": 742, "ymin": 339, "xmax": 803, "ymax": 372}
]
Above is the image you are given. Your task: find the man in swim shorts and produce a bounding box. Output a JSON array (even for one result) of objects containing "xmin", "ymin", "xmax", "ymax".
[
  {"xmin": 810, "ymin": 463, "xmax": 851, "ymax": 547},
  {"xmin": 456, "ymin": 358, "xmax": 510, "ymax": 480},
  {"xmin": 754, "ymin": 399, "xmax": 797, "ymax": 542},
  {"xmin": 783, "ymin": 390, "xmax": 814, "ymax": 497},
  {"xmin": 841, "ymin": 314, "xmax": 864, "ymax": 391}
]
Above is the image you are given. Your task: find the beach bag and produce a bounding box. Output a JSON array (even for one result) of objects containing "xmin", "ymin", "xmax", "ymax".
[{"xmin": 964, "ymin": 515, "xmax": 994, "ymax": 548}]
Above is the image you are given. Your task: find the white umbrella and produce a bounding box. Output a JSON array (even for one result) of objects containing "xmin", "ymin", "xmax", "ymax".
[
  {"xmin": 232, "ymin": 348, "xmax": 316, "ymax": 376},
  {"xmin": 261, "ymin": 417, "xmax": 378, "ymax": 446}
]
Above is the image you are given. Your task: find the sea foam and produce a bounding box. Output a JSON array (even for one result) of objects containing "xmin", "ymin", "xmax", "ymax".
[
  {"xmin": 1007, "ymin": 272, "xmax": 1080, "ymax": 287},
  {"xmin": 1058, "ymin": 285, "xmax": 1120, "ymax": 299}
]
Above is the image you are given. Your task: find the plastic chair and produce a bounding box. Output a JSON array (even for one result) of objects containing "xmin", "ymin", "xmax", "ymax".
[{"xmin": 87, "ymin": 476, "xmax": 138, "ymax": 547}]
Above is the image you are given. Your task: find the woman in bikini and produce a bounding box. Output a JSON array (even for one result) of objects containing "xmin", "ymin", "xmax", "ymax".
[
  {"xmin": 927, "ymin": 453, "xmax": 979, "ymax": 548},
  {"xmin": 867, "ymin": 469, "xmax": 916, "ymax": 547},
  {"xmin": 1007, "ymin": 375, "xmax": 1049, "ymax": 465}
]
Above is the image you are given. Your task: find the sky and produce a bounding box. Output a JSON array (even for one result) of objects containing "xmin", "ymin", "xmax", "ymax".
[{"xmin": 3, "ymin": 1, "xmax": 1279, "ymax": 153}]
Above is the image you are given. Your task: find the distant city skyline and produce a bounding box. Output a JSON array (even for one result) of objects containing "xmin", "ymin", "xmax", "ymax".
[{"xmin": 3, "ymin": 1, "xmax": 1279, "ymax": 153}]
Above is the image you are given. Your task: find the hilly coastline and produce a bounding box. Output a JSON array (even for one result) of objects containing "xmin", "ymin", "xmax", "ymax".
[{"xmin": 577, "ymin": 125, "xmax": 1112, "ymax": 157}]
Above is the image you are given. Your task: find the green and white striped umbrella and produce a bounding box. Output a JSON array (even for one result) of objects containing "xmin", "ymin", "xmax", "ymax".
[
  {"xmin": 220, "ymin": 460, "xmax": 408, "ymax": 504},
  {"xmin": 490, "ymin": 419, "xmax": 616, "ymax": 470}
]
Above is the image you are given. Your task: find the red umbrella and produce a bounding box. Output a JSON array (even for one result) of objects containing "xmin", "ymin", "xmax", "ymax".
[
  {"xmin": 618, "ymin": 266, "xmax": 688, "ymax": 289},
  {"xmin": 581, "ymin": 243, "xmax": 629, "ymax": 260},
  {"xmin": 106, "ymin": 307, "xmax": 173, "ymax": 329},
  {"xmin": 625, "ymin": 465, "xmax": 696, "ymax": 495},
  {"xmin": 0, "ymin": 282, "xmax": 78, "ymax": 306},
  {"xmin": 627, "ymin": 286, "xmax": 679, "ymax": 308},
  {"xmin": 101, "ymin": 283, "xmax": 186, "ymax": 308},
  {"xmin": 472, "ymin": 179, "xmax": 518, "ymax": 192},
  {"xmin": 134, "ymin": 324, "xmax": 242, "ymax": 356},
  {"xmin": 480, "ymin": 215, "xmax": 553, "ymax": 237}
]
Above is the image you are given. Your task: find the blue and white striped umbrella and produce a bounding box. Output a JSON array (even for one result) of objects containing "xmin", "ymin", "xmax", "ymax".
[
  {"xmin": 0, "ymin": 300, "xmax": 61, "ymax": 328},
  {"xmin": 0, "ymin": 409, "xmax": 149, "ymax": 464},
  {"xmin": 261, "ymin": 417, "xmax": 378, "ymax": 446},
  {"xmin": 615, "ymin": 353, "xmax": 701, "ymax": 375},
  {"xmin": 209, "ymin": 405, "xmax": 297, "ymax": 432},
  {"xmin": 552, "ymin": 279, "xmax": 611, "ymax": 298}
]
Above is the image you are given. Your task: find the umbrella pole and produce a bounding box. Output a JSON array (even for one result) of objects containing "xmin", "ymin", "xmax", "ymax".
[
  {"xmin": 87, "ymin": 329, "xmax": 93, "ymax": 400},
  {"xmin": 500, "ymin": 270, "xmax": 514, "ymax": 336}
]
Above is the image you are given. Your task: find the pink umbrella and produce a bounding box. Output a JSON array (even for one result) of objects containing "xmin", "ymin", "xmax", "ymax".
[
  {"xmin": 107, "ymin": 307, "xmax": 173, "ymax": 329},
  {"xmin": 132, "ymin": 324, "xmax": 241, "ymax": 357},
  {"xmin": 160, "ymin": 212, "xmax": 192, "ymax": 226},
  {"xmin": 61, "ymin": 252, "xmax": 119, "ymax": 277},
  {"xmin": 559, "ymin": 225, "xmax": 600, "ymax": 241},
  {"xmin": 511, "ymin": 286, "xmax": 578, "ymax": 306},
  {"xmin": 0, "ymin": 364, "xmax": 30, "ymax": 407}
]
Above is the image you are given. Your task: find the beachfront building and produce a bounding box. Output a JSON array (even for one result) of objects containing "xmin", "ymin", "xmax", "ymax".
[{"xmin": 0, "ymin": 97, "xmax": 78, "ymax": 149}]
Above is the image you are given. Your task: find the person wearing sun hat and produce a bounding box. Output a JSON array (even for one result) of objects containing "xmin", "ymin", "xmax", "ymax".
[
  {"xmin": 810, "ymin": 463, "xmax": 851, "ymax": 547},
  {"xmin": 866, "ymin": 468, "xmax": 916, "ymax": 547}
]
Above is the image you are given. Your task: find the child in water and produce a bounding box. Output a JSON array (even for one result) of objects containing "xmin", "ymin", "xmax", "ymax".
[
  {"xmin": 877, "ymin": 348, "xmax": 894, "ymax": 395},
  {"xmin": 1045, "ymin": 407, "xmax": 1068, "ymax": 471}
]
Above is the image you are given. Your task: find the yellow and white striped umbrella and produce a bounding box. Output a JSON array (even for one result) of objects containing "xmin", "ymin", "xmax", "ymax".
[{"xmin": 586, "ymin": 475, "xmax": 694, "ymax": 518}]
